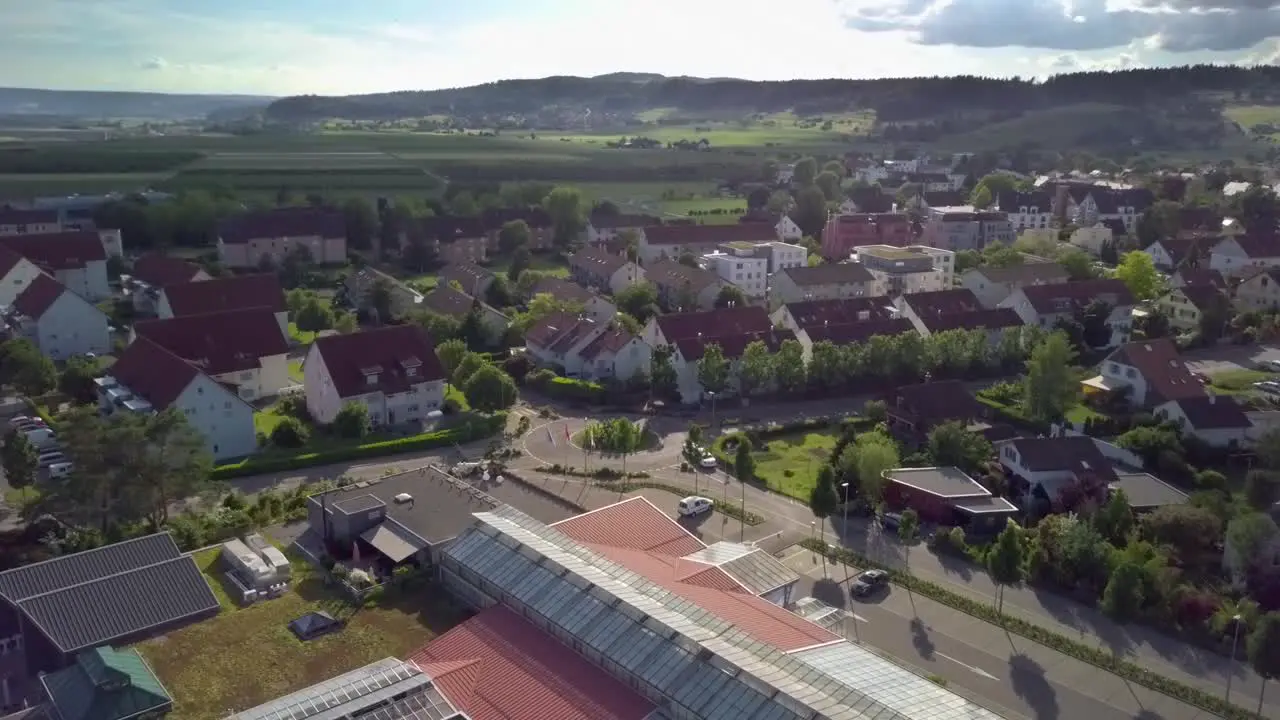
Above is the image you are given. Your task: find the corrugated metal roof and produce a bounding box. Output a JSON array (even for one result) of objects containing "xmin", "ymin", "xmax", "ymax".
[{"xmin": 0, "ymin": 533, "xmax": 180, "ymax": 601}]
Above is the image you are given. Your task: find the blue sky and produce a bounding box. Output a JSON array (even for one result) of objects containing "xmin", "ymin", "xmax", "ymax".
[{"xmin": 3, "ymin": 0, "xmax": 1278, "ymax": 96}]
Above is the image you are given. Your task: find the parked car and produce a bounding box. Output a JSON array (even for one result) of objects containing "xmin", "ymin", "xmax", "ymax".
[
  {"xmin": 1253, "ymin": 381, "xmax": 1280, "ymax": 395},
  {"xmin": 22, "ymin": 428, "xmax": 57, "ymax": 450},
  {"xmin": 699, "ymin": 455, "xmax": 718, "ymax": 469},
  {"xmin": 851, "ymin": 569, "xmax": 890, "ymax": 598},
  {"xmin": 1266, "ymin": 360, "xmax": 1280, "ymax": 373},
  {"xmin": 37, "ymin": 451, "xmax": 67, "ymax": 469},
  {"xmin": 47, "ymin": 462, "xmax": 73, "ymax": 479},
  {"xmin": 6, "ymin": 416, "xmax": 46, "ymax": 429},
  {"xmin": 678, "ymin": 496, "xmax": 714, "ymax": 517},
  {"xmin": 880, "ymin": 512, "xmax": 903, "ymax": 532}
]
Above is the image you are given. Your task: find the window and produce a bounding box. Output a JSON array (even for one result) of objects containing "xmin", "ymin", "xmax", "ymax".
[
  {"xmin": 1126, "ymin": 367, "xmax": 1136, "ymax": 378},
  {"xmin": 239, "ymin": 371, "xmax": 253, "ymax": 381}
]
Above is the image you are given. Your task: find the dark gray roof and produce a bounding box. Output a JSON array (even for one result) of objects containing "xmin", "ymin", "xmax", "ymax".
[
  {"xmin": 313, "ymin": 467, "xmax": 500, "ymax": 545},
  {"xmin": 780, "ymin": 263, "xmax": 875, "ymax": 286},
  {"xmin": 0, "ymin": 533, "xmax": 219, "ymax": 652},
  {"xmin": 1111, "ymin": 473, "xmax": 1190, "ymax": 510}
]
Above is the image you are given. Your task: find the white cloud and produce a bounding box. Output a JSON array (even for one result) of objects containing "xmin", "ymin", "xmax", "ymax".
[{"xmin": 0, "ymin": 0, "xmax": 1273, "ymax": 95}]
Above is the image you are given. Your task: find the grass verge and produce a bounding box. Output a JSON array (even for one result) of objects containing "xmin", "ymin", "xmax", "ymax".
[
  {"xmin": 801, "ymin": 538, "xmax": 1256, "ymax": 720},
  {"xmin": 716, "ymin": 429, "xmax": 838, "ymax": 501},
  {"xmin": 138, "ymin": 557, "xmax": 468, "ymax": 719}
]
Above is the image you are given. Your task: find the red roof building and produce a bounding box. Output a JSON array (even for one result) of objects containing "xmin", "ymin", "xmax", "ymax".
[
  {"xmin": 638, "ymin": 223, "xmax": 776, "ymax": 263},
  {"xmin": 409, "ymin": 606, "xmax": 655, "ymax": 720},
  {"xmin": 160, "ymin": 274, "xmax": 286, "ymax": 319},
  {"xmin": 305, "ymin": 324, "xmax": 446, "ymax": 425},
  {"xmin": 821, "ymin": 213, "xmax": 911, "ymax": 260},
  {"xmin": 0, "ymin": 232, "xmax": 106, "ymax": 271},
  {"xmin": 216, "ymin": 207, "xmax": 347, "ymax": 268},
  {"xmin": 132, "ymin": 308, "xmax": 289, "ymax": 400},
  {"xmin": 130, "ymin": 254, "xmax": 207, "ymax": 288}
]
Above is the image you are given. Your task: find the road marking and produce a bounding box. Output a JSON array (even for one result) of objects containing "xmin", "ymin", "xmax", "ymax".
[
  {"xmin": 935, "ymin": 652, "xmax": 998, "ymax": 681},
  {"xmin": 851, "ymin": 613, "xmax": 869, "ymax": 623}
]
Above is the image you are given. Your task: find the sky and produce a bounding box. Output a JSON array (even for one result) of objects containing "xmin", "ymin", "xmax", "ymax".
[{"xmin": 3, "ymin": 0, "xmax": 1280, "ymax": 97}]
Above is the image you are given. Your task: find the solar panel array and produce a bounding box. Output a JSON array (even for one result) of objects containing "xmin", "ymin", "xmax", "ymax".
[{"xmin": 447, "ymin": 505, "xmax": 1007, "ymax": 720}]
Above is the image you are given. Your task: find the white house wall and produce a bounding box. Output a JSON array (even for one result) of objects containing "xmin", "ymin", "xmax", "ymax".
[
  {"xmin": 33, "ymin": 292, "xmax": 110, "ymax": 360},
  {"xmin": 174, "ymin": 374, "xmax": 258, "ymax": 462}
]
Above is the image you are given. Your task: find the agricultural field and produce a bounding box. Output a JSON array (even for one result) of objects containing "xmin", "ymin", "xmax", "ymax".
[
  {"xmin": 166, "ymin": 148, "xmax": 445, "ymax": 195},
  {"xmin": 1224, "ymin": 105, "xmax": 1280, "ymax": 142},
  {"xmin": 0, "ymin": 172, "xmax": 174, "ymax": 196},
  {"xmin": 542, "ymin": 111, "xmax": 875, "ymax": 150}
]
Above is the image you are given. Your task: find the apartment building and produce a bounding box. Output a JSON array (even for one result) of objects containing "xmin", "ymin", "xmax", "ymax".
[
  {"xmin": 851, "ymin": 244, "xmax": 955, "ymax": 296},
  {"xmin": 821, "ymin": 213, "xmax": 912, "ymax": 259},
  {"xmin": 919, "ymin": 206, "xmax": 1015, "ymax": 251}
]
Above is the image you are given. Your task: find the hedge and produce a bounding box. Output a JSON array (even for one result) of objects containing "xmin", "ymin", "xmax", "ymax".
[
  {"xmin": 975, "ymin": 396, "xmax": 1052, "ymax": 435},
  {"xmin": 800, "ymin": 538, "xmax": 1256, "ymax": 720},
  {"xmin": 211, "ymin": 414, "xmax": 506, "ymax": 480},
  {"xmin": 612, "ymin": 481, "xmax": 765, "ymax": 526}
]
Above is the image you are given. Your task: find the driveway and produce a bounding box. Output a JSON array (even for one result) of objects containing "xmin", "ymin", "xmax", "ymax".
[{"xmin": 1182, "ymin": 343, "xmax": 1280, "ymax": 375}]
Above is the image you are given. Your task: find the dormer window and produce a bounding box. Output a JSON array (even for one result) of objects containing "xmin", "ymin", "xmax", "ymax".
[{"xmin": 361, "ymin": 365, "xmax": 382, "ymax": 385}]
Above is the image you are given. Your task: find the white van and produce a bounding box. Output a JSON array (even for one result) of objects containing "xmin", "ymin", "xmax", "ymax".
[
  {"xmin": 47, "ymin": 462, "xmax": 73, "ymax": 479},
  {"xmin": 677, "ymin": 496, "xmax": 713, "ymax": 517}
]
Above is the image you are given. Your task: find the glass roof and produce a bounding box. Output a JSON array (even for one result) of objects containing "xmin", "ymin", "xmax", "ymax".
[{"xmin": 229, "ymin": 658, "xmax": 434, "ymax": 720}]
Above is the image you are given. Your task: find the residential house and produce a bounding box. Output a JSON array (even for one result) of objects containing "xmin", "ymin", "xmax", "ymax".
[
  {"xmin": 997, "ymin": 436, "xmax": 1120, "ymax": 503},
  {"xmin": 0, "ymin": 247, "xmax": 42, "ymax": 307},
  {"xmin": 304, "ymin": 466, "xmax": 500, "ymax": 569},
  {"xmin": 771, "ymin": 295, "xmax": 899, "ymax": 332},
  {"xmin": 2, "ymin": 274, "xmax": 110, "ymax": 359},
  {"xmin": 584, "ymin": 212, "xmax": 661, "ymax": 246},
  {"xmin": 217, "ymin": 207, "xmax": 347, "ymax": 269},
  {"xmin": 999, "ymin": 279, "xmax": 1135, "ymax": 347},
  {"xmin": 1158, "ymin": 284, "xmax": 1230, "ymax": 332},
  {"xmin": 918, "ymin": 207, "xmax": 1015, "ymax": 251},
  {"xmin": 131, "ymin": 307, "xmax": 291, "ymax": 401},
  {"xmin": 0, "ymin": 533, "xmax": 218, "ymax": 708},
  {"xmin": 1209, "ymin": 235, "xmax": 1280, "ymax": 278},
  {"xmin": 529, "ymin": 276, "xmax": 616, "ymax": 322},
  {"xmin": 1143, "ymin": 237, "xmax": 1211, "ymax": 273},
  {"xmin": 915, "ymin": 190, "xmax": 969, "ymax": 210},
  {"xmin": 345, "ymin": 266, "xmax": 425, "ymax": 320},
  {"xmin": 158, "ymin": 273, "xmax": 288, "ymax": 338},
  {"xmin": 99, "ymin": 337, "xmax": 258, "ymax": 460},
  {"xmin": 0, "ymin": 231, "xmax": 110, "ymax": 301},
  {"xmin": 304, "ymin": 324, "xmax": 446, "ymax": 426},
  {"xmin": 438, "ymin": 262, "xmax": 496, "ymax": 298},
  {"xmin": 1083, "ymin": 338, "xmax": 1206, "ymax": 409},
  {"xmin": 881, "ymin": 467, "xmax": 1017, "ymax": 530},
  {"xmin": 700, "ymin": 247, "xmax": 768, "ymax": 300},
  {"xmin": 851, "ymin": 244, "xmax": 955, "ymax": 297},
  {"xmin": 1066, "ymin": 224, "xmax": 1115, "ymax": 257},
  {"xmin": 637, "ymin": 223, "xmax": 777, "ymax": 264},
  {"xmin": 738, "ymin": 211, "xmax": 804, "ymax": 242},
  {"xmin": 669, "ymin": 327, "xmax": 796, "ymax": 403},
  {"xmin": 1170, "ymin": 268, "xmax": 1227, "ymax": 290},
  {"xmin": 769, "ymin": 263, "xmax": 877, "ymax": 309},
  {"xmin": 885, "ymin": 380, "xmax": 990, "ymax": 446},
  {"xmin": 1055, "ymin": 185, "xmax": 1153, "ymax": 234},
  {"xmin": 962, "ymin": 262, "xmax": 1070, "ymax": 309},
  {"xmin": 996, "ymin": 191, "xmax": 1054, "ymax": 231},
  {"xmin": 568, "ymin": 246, "xmax": 645, "ymax": 295},
  {"xmin": 0, "ymin": 208, "xmax": 61, "ymax": 236},
  {"xmin": 643, "ymin": 306, "xmax": 773, "ymax": 350},
  {"xmin": 1233, "ymin": 266, "xmax": 1280, "ymax": 311},
  {"xmin": 481, "ymin": 207, "xmax": 555, "ymax": 251},
  {"xmin": 1156, "ymin": 394, "xmax": 1253, "ymax": 448},
  {"xmin": 794, "ymin": 317, "xmax": 916, "ymax": 349},
  {"xmin": 821, "ymin": 213, "xmax": 911, "ymax": 259},
  {"xmin": 907, "ymin": 172, "xmax": 961, "ymax": 193},
  {"xmin": 754, "ymin": 241, "xmax": 808, "ymax": 273},
  {"xmin": 526, "ymin": 312, "xmax": 648, "ymax": 381},
  {"xmin": 843, "ymin": 185, "xmax": 894, "ymax": 214},
  {"xmin": 645, "ymin": 259, "xmax": 725, "ymax": 312},
  {"xmin": 893, "ymin": 288, "xmax": 1023, "ymax": 342},
  {"xmin": 411, "ymin": 215, "xmax": 489, "ymax": 265},
  {"xmin": 419, "ymin": 284, "xmax": 510, "ymax": 345},
  {"xmin": 128, "ymin": 253, "xmax": 210, "ymax": 314}
]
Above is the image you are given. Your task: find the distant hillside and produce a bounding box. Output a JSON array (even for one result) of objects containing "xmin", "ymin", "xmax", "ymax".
[
  {"xmin": 263, "ymin": 66, "xmax": 1280, "ymax": 125},
  {"xmin": 0, "ymin": 87, "xmax": 276, "ymax": 121}
]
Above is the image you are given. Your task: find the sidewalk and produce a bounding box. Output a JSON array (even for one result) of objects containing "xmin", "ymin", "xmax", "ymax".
[{"xmin": 830, "ymin": 520, "xmax": 1279, "ymax": 719}]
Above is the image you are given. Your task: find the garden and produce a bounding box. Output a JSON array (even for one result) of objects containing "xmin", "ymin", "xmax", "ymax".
[{"xmin": 577, "ymin": 417, "xmax": 659, "ymax": 454}]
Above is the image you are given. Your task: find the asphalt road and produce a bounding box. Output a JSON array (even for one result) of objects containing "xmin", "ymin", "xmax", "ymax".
[{"xmin": 785, "ymin": 548, "xmax": 1222, "ymax": 720}]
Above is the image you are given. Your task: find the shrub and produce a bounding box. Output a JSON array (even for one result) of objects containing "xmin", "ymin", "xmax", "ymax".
[
  {"xmin": 276, "ymin": 394, "xmax": 311, "ymax": 421},
  {"xmin": 503, "ymin": 355, "xmax": 534, "ymax": 382},
  {"xmin": 332, "ymin": 402, "xmax": 371, "ymax": 439},
  {"xmin": 863, "ymin": 400, "xmax": 887, "ymax": 423},
  {"xmin": 270, "ymin": 417, "xmax": 309, "ymax": 447}
]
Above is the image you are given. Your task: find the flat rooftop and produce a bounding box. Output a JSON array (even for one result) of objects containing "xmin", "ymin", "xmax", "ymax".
[
  {"xmin": 887, "ymin": 466, "xmax": 991, "ymax": 498},
  {"xmin": 855, "ymin": 245, "xmax": 930, "ymax": 260},
  {"xmin": 315, "ymin": 467, "xmax": 500, "ymax": 545},
  {"xmin": 1112, "ymin": 472, "xmax": 1190, "ymax": 510}
]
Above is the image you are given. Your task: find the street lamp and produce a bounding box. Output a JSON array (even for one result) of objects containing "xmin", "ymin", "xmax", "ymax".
[
  {"xmin": 707, "ymin": 391, "xmax": 718, "ymax": 432},
  {"xmin": 840, "ymin": 482, "xmax": 852, "ymax": 534},
  {"xmin": 1226, "ymin": 613, "xmax": 1243, "ymax": 705}
]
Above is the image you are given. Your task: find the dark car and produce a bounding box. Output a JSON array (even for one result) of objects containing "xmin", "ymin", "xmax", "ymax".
[
  {"xmin": 850, "ymin": 569, "xmax": 890, "ymax": 598},
  {"xmin": 880, "ymin": 512, "xmax": 903, "ymax": 532}
]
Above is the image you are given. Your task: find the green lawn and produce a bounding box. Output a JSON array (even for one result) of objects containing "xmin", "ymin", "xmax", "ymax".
[
  {"xmin": 288, "ymin": 322, "xmax": 316, "ymax": 345},
  {"xmin": 287, "ymin": 359, "xmax": 304, "ymax": 383},
  {"xmin": 486, "ymin": 251, "xmax": 568, "ymax": 278},
  {"xmin": 137, "ymin": 556, "xmax": 469, "ymax": 720},
  {"xmin": 190, "ymin": 547, "xmax": 240, "ymax": 612},
  {"xmin": 1065, "ymin": 404, "xmax": 1106, "ymax": 425},
  {"xmin": 749, "ymin": 431, "xmax": 839, "ymax": 500},
  {"xmin": 1206, "ymin": 368, "xmax": 1275, "ymax": 394},
  {"xmin": 253, "ymin": 406, "xmax": 288, "ymax": 437}
]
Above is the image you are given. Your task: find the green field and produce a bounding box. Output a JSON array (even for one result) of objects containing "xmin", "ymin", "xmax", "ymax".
[
  {"xmin": 0, "ymin": 172, "xmax": 174, "ymax": 195},
  {"xmin": 749, "ymin": 430, "xmax": 839, "ymax": 500}
]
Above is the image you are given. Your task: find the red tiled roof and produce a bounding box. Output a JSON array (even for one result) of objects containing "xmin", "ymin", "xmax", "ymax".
[
  {"xmin": 0, "ymin": 208, "xmax": 59, "ymax": 226},
  {"xmin": 108, "ymin": 337, "xmax": 200, "ymax": 409},
  {"xmin": 1174, "ymin": 283, "xmax": 1227, "ymax": 311},
  {"xmin": 525, "ymin": 313, "xmax": 602, "ymax": 354},
  {"xmin": 921, "ymin": 307, "xmax": 1023, "ymax": 333},
  {"xmin": 675, "ymin": 328, "xmax": 796, "ymax": 361},
  {"xmin": 577, "ymin": 327, "xmax": 635, "ymax": 361},
  {"xmin": 903, "ymin": 289, "xmax": 983, "ymax": 316},
  {"xmin": 1019, "ymin": 279, "xmax": 1134, "ymax": 314},
  {"xmin": 218, "ymin": 207, "xmax": 345, "ymax": 244},
  {"xmin": 131, "ymin": 254, "xmax": 204, "ymax": 288},
  {"xmin": 1225, "ymin": 234, "xmax": 1280, "ymax": 259},
  {"xmin": 312, "ymin": 324, "xmax": 444, "ymax": 399},
  {"xmin": 584, "ymin": 542, "xmax": 840, "ymax": 651},
  {"xmin": 1175, "ymin": 268, "xmax": 1226, "ymax": 290},
  {"xmin": 642, "ymin": 223, "xmax": 776, "ymax": 246},
  {"xmin": 0, "ymin": 245, "xmax": 29, "ymax": 278},
  {"xmin": 653, "ymin": 306, "xmax": 771, "ymax": 345},
  {"xmin": 11, "ymin": 274, "xmax": 65, "ymax": 319},
  {"xmin": 162, "ymin": 274, "xmax": 285, "ymax": 316},
  {"xmin": 0, "ymin": 231, "xmax": 106, "ymax": 271},
  {"xmin": 783, "ymin": 296, "xmax": 897, "ymax": 328},
  {"xmin": 132, "ymin": 308, "xmax": 288, "ymax": 376},
  {"xmin": 801, "ymin": 319, "xmax": 915, "ymax": 344},
  {"xmin": 530, "ymin": 276, "xmax": 595, "ymax": 305},
  {"xmin": 551, "ymin": 496, "xmax": 704, "ymax": 556},
  {"xmin": 410, "ymin": 606, "xmax": 654, "ymax": 720},
  {"xmin": 1106, "ymin": 338, "xmax": 1206, "ymax": 405}
]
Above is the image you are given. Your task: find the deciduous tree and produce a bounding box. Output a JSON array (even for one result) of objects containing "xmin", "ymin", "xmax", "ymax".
[
  {"xmin": 1115, "ymin": 251, "xmax": 1165, "ymax": 301},
  {"xmin": 737, "ymin": 340, "xmax": 774, "ymax": 397},
  {"xmin": 463, "ymin": 365, "xmax": 518, "ymax": 412},
  {"xmin": 0, "ymin": 429, "xmax": 38, "ymax": 501},
  {"xmin": 1023, "ymin": 332, "xmax": 1077, "ymax": 423},
  {"xmin": 1102, "ymin": 561, "xmax": 1146, "ymax": 621},
  {"xmin": 498, "ymin": 220, "xmax": 531, "ymax": 254},
  {"xmin": 926, "ymin": 421, "xmax": 992, "ymax": 474},
  {"xmin": 1247, "ymin": 613, "xmax": 1280, "ymax": 716},
  {"xmin": 0, "ymin": 339, "xmax": 56, "ymax": 397},
  {"xmin": 696, "ymin": 343, "xmax": 730, "ymax": 395},
  {"xmin": 808, "ymin": 464, "xmax": 839, "ymax": 543},
  {"xmin": 543, "ymin": 186, "xmax": 585, "ymax": 248},
  {"xmin": 986, "ymin": 519, "xmax": 1025, "ymax": 613}
]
